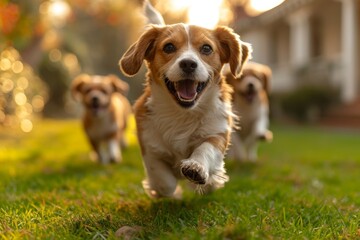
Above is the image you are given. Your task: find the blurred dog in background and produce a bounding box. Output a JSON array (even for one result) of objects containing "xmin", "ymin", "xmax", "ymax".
[
  {"xmin": 224, "ymin": 62, "xmax": 273, "ymax": 162},
  {"xmin": 71, "ymin": 74, "xmax": 131, "ymax": 164}
]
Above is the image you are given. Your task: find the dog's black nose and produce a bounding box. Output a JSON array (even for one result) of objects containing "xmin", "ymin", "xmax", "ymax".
[
  {"xmin": 92, "ymin": 97, "xmax": 100, "ymax": 107},
  {"xmin": 247, "ymin": 83, "xmax": 255, "ymax": 92},
  {"xmin": 179, "ymin": 59, "xmax": 197, "ymax": 73}
]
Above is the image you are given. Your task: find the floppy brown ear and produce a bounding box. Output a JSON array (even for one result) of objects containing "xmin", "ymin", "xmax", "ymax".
[
  {"xmin": 214, "ymin": 26, "xmax": 252, "ymax": 78},
  {"xmin": 222, "ymin": 64, "xmax": 236, "ymax": 87},
  {"xmin": 119, "ymin": 26, "xmax": 160, "ymax": 76},
  {"xmin": 108, "ymin": 74, "xmax": 129, "ymax": 96},
  {"xmin": 259, "ymin": 65, "xmax": 272, "ymax": 94},
  {"xmin": 71, "ymin": 74, "xmax": 90, "ymax": 101},
  {"xmin": 240, "ymin": 42, "xmax": 252, "ymax": 74}
]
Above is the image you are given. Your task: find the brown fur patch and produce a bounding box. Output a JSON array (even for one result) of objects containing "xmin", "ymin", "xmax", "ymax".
[
  {"xmin": 133, "ymin": 86, "xmax": 151, "ymax": 155},
  {"xmin": 207, "ymin": 132, "xmax": 230, "ymax": 153}
]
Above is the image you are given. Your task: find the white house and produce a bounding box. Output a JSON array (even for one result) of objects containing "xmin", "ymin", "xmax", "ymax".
[{"xmin": 233, "ymin": 0, "xmax": 359, "ymax": 104}]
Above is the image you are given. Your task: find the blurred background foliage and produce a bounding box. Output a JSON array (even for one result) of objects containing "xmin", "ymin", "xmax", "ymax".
[
  {"xmin": 0, "ymin": 0, "xmax": 149, "ymax": 130},
  {"xmin": 2, "ymin": 0, "xmax": 353, "ymax": 132},
  {"xmin": 1, "ymin": 0, "xmax": 251, "ymax": 132}
]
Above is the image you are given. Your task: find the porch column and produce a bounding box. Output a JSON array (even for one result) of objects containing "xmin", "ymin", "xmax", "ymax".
[
  {"xmin": 340, "ymin": 0, "xmax": 358, "ymax": 102},
  {"xmin": 287, "ymin": 9, "xmax": 312, "ymax": 68}
]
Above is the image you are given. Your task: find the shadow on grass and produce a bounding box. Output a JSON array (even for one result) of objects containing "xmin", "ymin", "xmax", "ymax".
[
  {"xmin": 65, "ymin": 160, "xmax": 260, "ymax": 239},
  {"xmin": 69, "ymin": 195, "xmax": 229, "ymax": 239}
]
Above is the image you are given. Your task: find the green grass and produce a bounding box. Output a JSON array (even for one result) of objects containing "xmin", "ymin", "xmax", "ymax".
[{"xmin": 1, "ymin": 119, "xmax": 360, "ymax": 239}]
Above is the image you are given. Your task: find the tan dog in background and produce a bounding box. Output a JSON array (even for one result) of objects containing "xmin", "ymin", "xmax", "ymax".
[
  {"xmin": 71, "ymin": 74, "xmax": 131, "ymax": 164},
  {"xmin": 119, "ymin": 1, "xmax": 251, "ymax": 198},
  {"xmin": 224, "ymin": 62, "xmax": 273, "ymax": 162}
]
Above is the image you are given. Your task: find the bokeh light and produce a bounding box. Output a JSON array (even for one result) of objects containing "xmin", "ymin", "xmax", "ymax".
[
  {"xmin": 1, "ymin": 78, "xmax": 14, "ymax": 93},
  {"xmin": 14, "ymin": 92, "xmax": 27, "ymax": 106},
  {"xmin": 12, "ymin": 60, "xmax": 23, "ymax": 73},
  {"xmin": 32, "ymin": 95, "xmax": 45, "ymax": 112},
  {"xmin": 188, "ymin": 0, "xmax": 223, "ymax": 28},
  {"xmin": 0, "ymin": 47, "xmax": 48, "ymax": 132},
  {"xmin": 0, "ymin": 58, "xmax": 12, "ymax": 71},
  {"xmin": 49, "ymin": 48, "xmax": 62, "ymax": 62},
  {"xmin": 63, "ymin": 53, "xmax": 80, "ymax": 75},
  {"xmin": 47, "ymin": 0, "xmax": 71, "ymax": 27},
  {"xmin": 17, "ymin": 77, "xmax": 29, "ymax": 90},
  {"xmin": 169, "ymin": 0, "xmax": 225, "ymax": 28},
  {"xmin": 20, "ymin": 119, "xmax": 33, "ymax": 133}
]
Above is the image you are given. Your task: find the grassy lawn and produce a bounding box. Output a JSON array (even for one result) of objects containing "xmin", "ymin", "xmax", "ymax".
[{"xmin": 1, "ymin": 118, "xmax": 360, "ymax": 239}]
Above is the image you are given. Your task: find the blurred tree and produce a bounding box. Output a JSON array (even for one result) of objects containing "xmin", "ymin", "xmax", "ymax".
[{"xmin": 0, "ymin": 0, "xmax": 44, "ymax": 51}]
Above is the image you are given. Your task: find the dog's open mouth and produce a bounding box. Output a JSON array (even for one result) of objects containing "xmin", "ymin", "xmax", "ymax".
[
  {"xmin": 87, "ymin": 100, "xmax": 108, "ymax": 115},
  {"xmin": 241, "ymin": 89, "xmax": 257, "ymax": 103},
  {"xmin": 165, "ymin": 78, "xmax": 208, "ymax": 108}
]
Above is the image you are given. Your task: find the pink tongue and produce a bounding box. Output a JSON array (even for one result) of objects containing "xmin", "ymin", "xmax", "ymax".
[{"xmin": 176, "ymin": 80, "xmax": 197, "ymax": 100}]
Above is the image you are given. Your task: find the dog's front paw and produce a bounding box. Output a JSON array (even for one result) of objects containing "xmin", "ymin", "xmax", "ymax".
[
  {"xmin": 180, "ymin": 160, "xmax": 208, "ymax": 185},
  {"xmin": 258, "ymin": 130, "xmax": 273, "ymax": 142}
]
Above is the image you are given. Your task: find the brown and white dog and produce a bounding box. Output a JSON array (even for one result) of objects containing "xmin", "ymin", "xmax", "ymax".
[
  {"xmin": 119, "ymin": 2, "xmax": 251, "ymax": 198},
  {"xmin": 71, "ymin": 74, "xmax": 131, "ymax": 164},
  {"xmin": 224, "ymin": 62, "xmax": 273, "ymax": 162}
]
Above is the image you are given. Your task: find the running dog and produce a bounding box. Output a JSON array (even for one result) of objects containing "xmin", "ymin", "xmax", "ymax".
[
  {"xmin": 224, "ymin": 62, "xmax": 273, "ymax": 162},
  {"xmin": 119, "ymin": 1, "xmax": 252, "ymax": 198},
  {"xmin": 71, "ymin": 74, "xmax": 131, "ymax": 164}
]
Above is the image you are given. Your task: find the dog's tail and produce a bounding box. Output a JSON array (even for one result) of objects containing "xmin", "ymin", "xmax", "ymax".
[{"xmin": 143, "ymin": 0, "xmax": 165, "ymax": 25}]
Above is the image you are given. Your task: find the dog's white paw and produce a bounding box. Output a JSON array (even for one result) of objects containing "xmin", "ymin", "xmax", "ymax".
[
  {"xmin": 180, "ymin": 160, "xmax": 209, "ymax": 185},
  {"xmin": 257, "ymin": 130, "xmax": 273, "ymax": 142}
]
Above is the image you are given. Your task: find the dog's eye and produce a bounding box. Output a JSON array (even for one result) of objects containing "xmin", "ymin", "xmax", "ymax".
[
  {"xmin": 200, "ymin": 44, "xmax": 213, "ymax": 55},
  {"xmin": 163, "ymin": 43, "xmax": 176, "ymax": 54}
]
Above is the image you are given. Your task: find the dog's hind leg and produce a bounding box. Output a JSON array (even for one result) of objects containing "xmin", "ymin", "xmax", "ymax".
[
  {"xmin": 246, "ymin": 137, "xmax": 258, "ymax": 162},
  {"xmin": 142, "ymin": 152, "xmax": 181, "ymax": 199},
  {"xmin": 229, "ymin": 133, "xmax": 247, "ymax": 161},
  {"xmin": 89, "ymin": 138, "xmax": 103, "ymax": 163}
]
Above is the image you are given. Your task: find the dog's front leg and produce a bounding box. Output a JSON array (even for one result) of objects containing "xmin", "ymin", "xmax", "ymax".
[
  {"xmin": 180, "ymin": 141, "xmax": 228, "ymax": 191},
  {"xmin": 89, "ymin": 138, "xmax": 105, "ymax": 163},
  {"xmin": 142, "ymin": 152, "xmax": 181, "ymax": 198},
  {"xmin": 255, "ymin": 107, "xmax": 273, "ymax": 142},
  {"xmin": 245, "ymin": 136, "xmax": 259, "ymax": 162},
  {"xmin": 107, "ymin": 138, "xmax": 121, "ymax": 163}
]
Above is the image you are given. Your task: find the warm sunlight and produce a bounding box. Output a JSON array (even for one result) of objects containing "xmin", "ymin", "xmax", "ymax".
[
  {"xmin": 170, "ymin": 0, "xmax": 223, "ymax": 28},
  {"xmin": 170, "ymin": 0, "xmax": 193, "ymax": 9},
  {"xmin": 169, "ymin": 0, "xmax": 285, "ymax": 28},
  {"xmin": 47, "ymin": 0, "xmax": 71, "ymax": 27},
  {"xmin": 249, "ymin": 0, "xmax": 285, "ymax": 13}
]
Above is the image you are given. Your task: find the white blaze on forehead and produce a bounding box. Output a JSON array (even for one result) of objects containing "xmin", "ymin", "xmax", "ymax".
[
  {"xmin": 92, "ymin": 76, "xmax": 103, "ymax": 83},
  {"xmin": 183, "ymin": 24, "xmax": 190, "ymax": 35},
  {"xmin": 183, "ymin": 24, "xmax": 194, "ymax": 51},
  {"xmin": 183, "ymin": 24, "xmax": 191, "ymax": 48}
]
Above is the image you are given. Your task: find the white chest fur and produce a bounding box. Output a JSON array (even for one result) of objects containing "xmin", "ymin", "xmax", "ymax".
[
  {"xmin": 86, "ymin": 112, "xmax": 117, "ymax": 140},
  {"xmin": 141, "ymin": 84, "xmax": 231, "ymax": 161}
]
